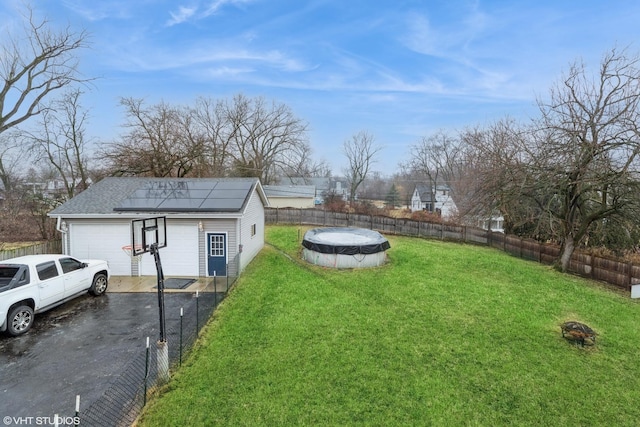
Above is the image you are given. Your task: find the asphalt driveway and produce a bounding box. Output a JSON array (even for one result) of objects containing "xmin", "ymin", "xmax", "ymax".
[{"xmin": 0, "ymin": 289, "xmax": 217, "ymax": 423}]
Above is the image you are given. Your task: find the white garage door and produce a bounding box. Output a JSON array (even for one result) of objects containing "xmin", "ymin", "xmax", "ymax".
[
  {"xmin": 69, "ymin": 222, "xmax": 132, "ymax": 276},
  {"xmin": 139, "ymin": 223, "xmax": 199, "ymax": 276}
]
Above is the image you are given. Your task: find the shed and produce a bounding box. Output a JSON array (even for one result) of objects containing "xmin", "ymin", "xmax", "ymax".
[{"xmin": 48, "ymin": 177, "xmax": 269, "ymax": 277}]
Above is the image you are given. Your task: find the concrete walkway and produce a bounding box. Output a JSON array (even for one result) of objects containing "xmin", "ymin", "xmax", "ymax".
[{"xmin": 108, "ymin": 275, "xmax": 230, "ymax": 293}]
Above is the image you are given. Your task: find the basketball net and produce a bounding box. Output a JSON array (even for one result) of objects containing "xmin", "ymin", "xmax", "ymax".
[{"xmin": 122, "ymin": 244, "xmax": 143, "ymax": 261}]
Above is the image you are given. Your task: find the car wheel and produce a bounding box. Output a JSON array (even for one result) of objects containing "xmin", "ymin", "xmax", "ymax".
[
  {"xmin": 89, "ymin": 273, "xmax": 108, "ymax": 296},
  {"xmin": 7, "ymin": 305, "xmax": 34, "ymax": 336}
]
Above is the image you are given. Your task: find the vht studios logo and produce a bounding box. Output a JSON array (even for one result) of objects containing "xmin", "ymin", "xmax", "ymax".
[{"xmin": 3, "ymin": 416, "xmax": 80, "ymax": 426}]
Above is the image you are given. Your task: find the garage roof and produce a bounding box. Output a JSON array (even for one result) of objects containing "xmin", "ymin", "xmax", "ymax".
[
  {"xmin": 263, "ymin": 185, "xmax": 315, "ymax": 198},
  {"xmin": 49, "ymin": 177, "xmax": 266, "ymax": 216}
]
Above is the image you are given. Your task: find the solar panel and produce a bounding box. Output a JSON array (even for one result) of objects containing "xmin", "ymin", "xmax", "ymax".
[{"xmin": 114, "ymin": 179, "xmax": 254, "ymax": 212}]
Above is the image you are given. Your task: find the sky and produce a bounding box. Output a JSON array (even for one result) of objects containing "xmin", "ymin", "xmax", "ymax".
[{"xmin": 2, "ymin": 0, "xmax": 640, "ymax": 176}]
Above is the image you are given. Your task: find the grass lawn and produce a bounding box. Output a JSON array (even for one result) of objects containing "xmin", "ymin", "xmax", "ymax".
[{"xmin": 137, "ymin": 225, "xmax": 640, "ymax": 426}]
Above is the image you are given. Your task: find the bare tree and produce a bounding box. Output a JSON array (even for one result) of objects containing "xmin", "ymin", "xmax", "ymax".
[
  {"xmin": 103, "ymin": 98, "xmax": 203, "ymax": 177},
  {"xmin": 103, "ymin": 94, "xmax": 312, "ymax": 181},
  {"xmin": 458, "ymin": 119, "xmax": 534, "ymax": 233},
  {"xmin": 342, "ymin": 130, "xmax": 382, "ymax": 205},
  {"xmin": 0, "ymin": 133, "xmax": 25, "ymax": 193},
  {"xmin": 0, "ymin": 6, "xmax": 89, "ymax": 134},
  {"xmin": 190, "ymin": 97, "xmax": 232, "ymax": 177},
  {"xmin": 530, "ymin": 48, "xmax": 640, "ymax": 270},
  {"xmin": 462, "ymin": 49, "xmax": 640, "ymax": 271},
  {"xmin": 406, "ymin": 131, "xmax": 461, "ymax": 212},
  {"xmin": 22, "ymin": 89, "xmax": 92, "ymax": 198},
  {"xmin": 224, "ymin": 94, "xmax": 310, "ymax": 184}
]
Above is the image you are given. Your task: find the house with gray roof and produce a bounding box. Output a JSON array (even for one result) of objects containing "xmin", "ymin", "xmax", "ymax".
[
  {"xmin": 48, "ymin": 177, "xmax": 269, "ymax": 277},
  {"xmin": 410, "ymin": 183, "xmax": 457, "ymax": 218}
]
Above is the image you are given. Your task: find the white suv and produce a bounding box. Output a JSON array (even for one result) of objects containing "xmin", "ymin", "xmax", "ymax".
[{"xmin": 0, "ymin": 254, "xmax": 110, "ymax": 336}]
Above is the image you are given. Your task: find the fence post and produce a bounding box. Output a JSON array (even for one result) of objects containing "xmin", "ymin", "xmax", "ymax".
[
  {"xmin": 520, "ymin": 237, "xmax": 524, "ymax": 259},
  {"xmin": 179, "ymin": 307, "xmax": 183, "ymax": 366},
  {"xmin": 144, "ymin": 337, "xmax": 150, "ymax": 407},
  {"xmin": 196, "ymin": 290, "xmax": 200, "ymax": 333},
  {"xmin": 74, "ymin": 395, "xmax": 80, "ymax": 427},
  {"xmin": 538, "ymin": 242, "xmax": 543, "ymax": 263}
]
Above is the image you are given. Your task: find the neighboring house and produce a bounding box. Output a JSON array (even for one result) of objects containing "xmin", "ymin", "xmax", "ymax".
[
  {"xmin": 48, "ymin": 177, "xmax": 269, "ymax": 277},
  {"xmin": 263, "ymin": 185, "xmax": 316, "ymax": 208},
  {"xmin": 478, "ymin": 215, "xmax": 505, "ymax": 233},
  {"xmin": 25, "ymin": 177, "xmax": 92, "ymax": 199},
  {"xmin": 278, "ymin": 176, "xmax": 349, "ymax": 204},
  {"xmin": 410, "ymin": 183, "xmax": 457, "ymax": 218}
]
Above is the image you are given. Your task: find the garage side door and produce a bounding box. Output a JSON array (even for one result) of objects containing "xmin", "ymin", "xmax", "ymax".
[
  {"xmin": 140, "ymin": 223, "xmax": 199, "ymax": 276},
  {"xmin": 70, "ymin": 222, "xmax": 132, "ymax": 276}
]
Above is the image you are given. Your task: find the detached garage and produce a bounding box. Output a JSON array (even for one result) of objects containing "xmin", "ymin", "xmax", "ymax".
[{"xmin": 48, "ymin": 177, "xmax": 268, "ymax": 277}]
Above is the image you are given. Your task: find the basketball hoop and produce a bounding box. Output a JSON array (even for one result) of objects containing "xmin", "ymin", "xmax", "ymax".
[{"xmin": 122, "ymin": 244, "xmax": 144, "ymax": 260}]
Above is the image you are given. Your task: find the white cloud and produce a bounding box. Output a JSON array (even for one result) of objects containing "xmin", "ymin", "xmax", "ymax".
[
  {"xmin": 61, "ymin": 0, "xmax": 135, "ymax": 21},
  {"xmin": 205, "ymin": 66, "xmax": 254, "ymax": 77},
  {"xmin": 203, "ymin": 0, "xmax": 238, "ymax": 17},
  {"xmin": 167, "ymin": 0, "xmax": 255, "ymax": 25},
  {"xmin": 167, "ymin": 6, "xmax": 198, "ymax": 26}
]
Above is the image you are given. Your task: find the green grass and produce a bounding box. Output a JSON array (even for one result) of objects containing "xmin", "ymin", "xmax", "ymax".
[{"xmin": 138, "ymin": 225, "xmax": 640, "ymax": 426}]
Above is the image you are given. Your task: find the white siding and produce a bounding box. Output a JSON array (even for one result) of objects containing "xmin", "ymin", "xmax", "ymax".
[
  {"xmin": 139, "ymin": 220, "xmax": 199, "ymax": 276},
  {"xmin": 59, "ymin": 183, "xmax": 266, "ymax": 278},
  {"xmin": 68, "ymin": 220, "xmax": 132, "ymax": 275},
  {"xmin": 240, "ymin": 187, "xmax": 265, "ymax": 272},
  {"xmin": 67, "ymin": 219, "xmax": 201, "ymax": 276},
  {"xmin": 410, "ymin": 189, "xmax": 422, "ymax": 212},
  {"xmin": 267, "ymin": 197, "xmax": 315, "ymax": 208},
  {"xmin": 198, "ymin": 218, "xmax": 237, "ymax": 277}
]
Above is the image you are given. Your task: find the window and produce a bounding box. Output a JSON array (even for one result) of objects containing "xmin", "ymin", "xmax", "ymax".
[
  {"xmin": 37, "ymin": 261, "xmax": 59, "ymax": 281},
  {"xmin": 0, "ymin": 266, "xmax": 24, "ymax": 292},
  {"xmin": 209, "ymin": 234, "xmax": 225, "ymax": 256},
  {"xmin": 251, "ymin": 224, "xmax": 257, "ymax": 237},
  {"xmin": 59, "ymin": 257, "xmax": 84, "ymax": 274}
]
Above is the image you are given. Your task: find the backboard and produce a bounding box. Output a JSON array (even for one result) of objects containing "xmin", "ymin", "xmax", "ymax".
[{"xmin": 131, "ymin": 216, "xmax": 167, "ymax": 256}]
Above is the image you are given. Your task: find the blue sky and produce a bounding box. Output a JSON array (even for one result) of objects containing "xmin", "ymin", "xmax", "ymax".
[{"xmin": 4, "ymin": 0, "xmax": 640, "ymax": 176}]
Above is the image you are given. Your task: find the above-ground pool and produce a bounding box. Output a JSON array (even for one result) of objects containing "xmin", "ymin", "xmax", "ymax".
[{"xmin": 301, "ymin": 227, "xmax": 391, "ymax": 269}]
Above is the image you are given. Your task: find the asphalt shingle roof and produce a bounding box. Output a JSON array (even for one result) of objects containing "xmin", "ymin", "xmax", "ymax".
[
  {"xmin": 49, "ymin": 177, "xmax": 261, "ymax": 216},
  {"xmin": 263, "ymin": 185, "xmax": 315, "ymax": 198}
]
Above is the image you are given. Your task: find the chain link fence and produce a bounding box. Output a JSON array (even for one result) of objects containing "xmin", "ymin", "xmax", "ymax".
[{"xmin": 74, "ymin": 274, "xmax": 237, "ymax": 427}]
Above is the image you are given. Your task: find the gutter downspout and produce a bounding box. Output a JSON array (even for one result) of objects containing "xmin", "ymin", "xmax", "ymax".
[{"xmin": 55, "ymin": 216, "xmax": 68, "ymax": 254}]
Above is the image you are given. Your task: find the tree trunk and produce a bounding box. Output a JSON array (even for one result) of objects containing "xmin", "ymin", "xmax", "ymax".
[{"xmin": 558, "ymin": 236, "xmax": 575, "ymax": 272}]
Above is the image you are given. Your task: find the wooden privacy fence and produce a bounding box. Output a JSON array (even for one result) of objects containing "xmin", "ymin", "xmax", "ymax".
[
  {"xmin": 0, "ymin": 240, "xmax": 62, "ymax": 261},
  {"xmin": 266, "ymin": 207, "xmax": 640, "ymax": 292}
]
